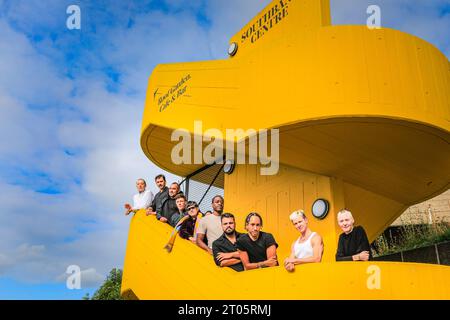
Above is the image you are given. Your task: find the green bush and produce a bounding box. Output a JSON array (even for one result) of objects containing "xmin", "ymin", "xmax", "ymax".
[
  {"xmin": 83, "ymin": 268, "xmax": 124, "ymax": 300},
  {"xmin": 372, "ymin": 222, "xmax": 450, "ymax": 257}
]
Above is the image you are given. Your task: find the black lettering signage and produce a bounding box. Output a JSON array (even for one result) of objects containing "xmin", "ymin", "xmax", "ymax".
[
  {"xmin": 240, "ymin": 0, "xmax": 291, "ymax": 45},
  {"xmin": 157, "ymin": 74, "xmax": 191, "ymax": 112}
]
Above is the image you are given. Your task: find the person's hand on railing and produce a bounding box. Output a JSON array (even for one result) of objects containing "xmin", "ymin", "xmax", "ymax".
[
  {"xmin": 264, "ymin": 256, "xmax": 278, "ymax": 267},
  {"xmin": 188, "ymin": 236, "xmax": 196, "ymax": 243},
  {"xmin": 283, "ymin": 257, "xmax": 295, "ymax": 271},
  {"xmin": 146, "ymin": 207, "xmax": 155, "ymax": 216},
  {"xmin": 124, "ymin": 203, "xmax": 133, "ymax": 215},
  {"xmin": 359, "ymin": 251, "xmax": 370, "ymax": 261}
]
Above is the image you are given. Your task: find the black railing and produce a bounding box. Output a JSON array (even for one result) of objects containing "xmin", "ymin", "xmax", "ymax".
[{"xmin": 180, "ymin": 163, "xmax": 225, "ymax": 214}]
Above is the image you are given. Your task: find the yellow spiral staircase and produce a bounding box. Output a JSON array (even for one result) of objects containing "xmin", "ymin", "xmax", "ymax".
[{"xmin": 121, "ymin": 0, "xmax": 450, "ymax": 299}]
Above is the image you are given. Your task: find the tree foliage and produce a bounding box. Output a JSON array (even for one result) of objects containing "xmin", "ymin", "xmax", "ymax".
[{"xmin": 84, "ymin": 268, "xmax": 123, "ymax": 300}]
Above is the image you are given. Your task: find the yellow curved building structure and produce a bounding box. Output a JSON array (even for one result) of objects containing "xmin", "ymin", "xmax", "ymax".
[{"xmin": 122, "ymin": 0, "xmax": 450, "ymax": 299}]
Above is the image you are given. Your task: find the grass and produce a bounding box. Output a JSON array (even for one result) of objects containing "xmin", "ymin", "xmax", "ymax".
[{"xmin": 372, "ymin": 219, "xmax": 450, "ymax": 257}]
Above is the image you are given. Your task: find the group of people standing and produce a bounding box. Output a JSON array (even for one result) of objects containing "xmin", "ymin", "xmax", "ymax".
[{"xmin": 124, "ymin": 175, "xmax": 372, "ymax": 272}]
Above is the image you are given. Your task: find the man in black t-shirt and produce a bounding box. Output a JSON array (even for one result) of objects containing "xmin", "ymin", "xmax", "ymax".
[
  {"xmin": 335, "ymin": 209, "xmax": 372, "ymax": 261},
  {"xmin": 236, "ymin": 212, "xmax": 278, "ymax": 270},
  {"xmin": 212, "ymin": 213, "xmax": 244, "ymax": 272}
]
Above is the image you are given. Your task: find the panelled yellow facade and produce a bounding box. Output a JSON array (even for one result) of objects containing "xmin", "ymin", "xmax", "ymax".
[
  {"xmin": 122, "ymin": 211, "xmax": 450, "ymax": 299},
  {"xmin": 223, "ymin": 163, "xmax": 409, "ymax": 263},
  {"xmin": 224, "ymin": 163, "xmax": 340, "ymax": 262},
  {"xmin": 123, "ymin": 0, "xmax": 450, "ymax": 299}
]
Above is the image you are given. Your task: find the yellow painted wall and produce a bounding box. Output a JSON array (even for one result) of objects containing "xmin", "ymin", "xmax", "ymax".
[
  {"xmin": 223, "ymin": 163, "xmax": 408, "ymax": 262},
  {"xmin": 224, "ymin": 163, "xmax": 339, "ymax": 262},
  {"xmin": 126, "ymin": 0, "xmax": 450, "ymax": 300},
  {"xmin": 121, "ymin": 210, "xmax": 450, "ymax": 300}
]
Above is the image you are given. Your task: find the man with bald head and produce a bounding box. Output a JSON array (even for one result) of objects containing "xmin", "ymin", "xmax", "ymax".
[
  {"xmin": 124, "ymin": 178, "xmax": 154, "ymax": 215},
  {"xmin": 335, "ymin": 209, "xmax": 372, "ymax": 261}
]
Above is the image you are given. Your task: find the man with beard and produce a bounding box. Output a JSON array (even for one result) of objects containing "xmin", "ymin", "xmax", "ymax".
[
  {"xmin": 196, "ymin": 195, "xmax": 224, "ymax": 255},
  {"xmin": 212, "ymin": 213, "xmax": 244, "ymax": 272},
  {"xmin": 157, "ymin": 182, "xmax": 182, "ymax": 224},
  {"xmin": 237, "ymin": 212, "xmax": 278, "ymax": 270},
  {"xmin": 146, "ymin": 174, "xmax": 168, "ymax": 217}
]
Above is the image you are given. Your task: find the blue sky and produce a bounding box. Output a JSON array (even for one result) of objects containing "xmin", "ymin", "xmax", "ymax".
[{"xmin": 0, "ymin": 0, "xmax": 449, "ymax": 299}]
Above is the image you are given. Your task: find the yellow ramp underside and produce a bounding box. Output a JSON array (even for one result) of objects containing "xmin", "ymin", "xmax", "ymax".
[{"xmin": 141, "ymin": 23, "xmax": 450, "ymax": 206}]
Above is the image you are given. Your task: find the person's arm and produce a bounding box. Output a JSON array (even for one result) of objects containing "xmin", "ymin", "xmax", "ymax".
[
  {"xmin": 197, "ymin": 233, "xmax": 212, "ymax": 254},
  {"xmin": 337, "ymin": 251, "xmax": 367, "ymax": 261},
  {"xmin": 156, "ymin": 197, "xmax": 169, "ymax": 221},
  {"xmin": 124, "ymin": 203, "xmax": 133, "ymax": 215},
  {"xmin": 216, "ymin": 251, "xmax": 241, "ymax": 267},
  {"xmin": 238, "ymin": 245, "xmax": 278, "ymax": 271},
  {"xmin": 147, "ymin": 195, "xmax": 157, "ymax": 214},
  {"xmin": 178, "ymin": 222, "xmax": 190, "ymax": 240},
  {"xmin": 263, "ymin": 244, "xmax": 278, "ymax": 267},
  {"xmin": 170, "ymin": 213, "xmax": 181, "ymax": 227},
  {"xmin": 217, "ymin": 251, "xmax": 240, "ymax": 260},
  {"xmin": 261, "ymin": 234, "xmax": 278, "ymax": 267},
  {"xmin": 238, "ymin": 250, "xmax": 260, "ymax": 270},
  {"xmin": 195, "ymin": 219, "xmax": 212, "ymax": 254},
  {"xmin": 212, "ymin": 242, "xmax": 241, "ymax": 267},
  {"xmin": 284, "ymin": 243, "xmax": 296, "ymax": 271},
  {"xmin": 335, "ymin": 234, "xmax": 353, "ymax": 261},
  {"xmin": 212, "ymin": 243, "xmax": 222, "ymax": 266},
  {"xmin": 354, "ymin": 227, "xmax": 371, "ymax": 261},
  {"xmin": 220, "ymin": 258, "xmax": 242, "ymax": 267},
  {"xmin": 145, "ymin": 191, "xmax": 154, "ymax": 209},
  {"xmin": 287, "ymin": 234, "xmax": 323, "ymax": 265}
]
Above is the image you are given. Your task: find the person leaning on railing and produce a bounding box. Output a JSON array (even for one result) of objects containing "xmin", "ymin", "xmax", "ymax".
[
  {"xmin": 146, "ymin": 174, "xmax": 168, "ymax": 217},
  {"xmin": 156, "ymin": 182, "xmax": 183, "ymax": 224},
  {"xmin": 177, "ymin": 201, "xmax": 202, "ymax": 243},
  {"xmin": 237, "ymin": 212, "xmax": 278, "ymax": 270},
  {"xmin": 212, "ymin": 213, "xmax": 244, "ymax": 272},
  {"xmin": 284, "ymin": 210, "xmax": 323, "ymax": 272},
  {"xmin": 335, "ymin": 209, "xmax": 372, "ymax": 261},
  {"xmin": 196, "ymin": 195, "xmax": 224, "ymax": 255},
  {"xmin": 124, "ymin": 178, "xmax": 154, "ymax": 215}
]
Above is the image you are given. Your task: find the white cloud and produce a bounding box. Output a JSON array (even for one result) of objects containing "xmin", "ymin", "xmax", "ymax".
[
  {"xmin": 15, "ymin": 244, "xmax": 46, "ymax": 260},
  {"xmin": 0, "ymin": 20, "xmax": 72, "ymax": 105},
  {"xmin": 0, "ymin": 253, "xmax": 13, "ymax": 274}
]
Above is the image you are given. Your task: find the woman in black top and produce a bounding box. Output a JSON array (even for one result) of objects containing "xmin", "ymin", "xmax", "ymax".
[
  {"xmin": 237, "ymin": 212, "xmax": 278, "ymax": 270},
  {"xmin": 335, "ymin": 209, "xmax": 372, "ymax": 261}
]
